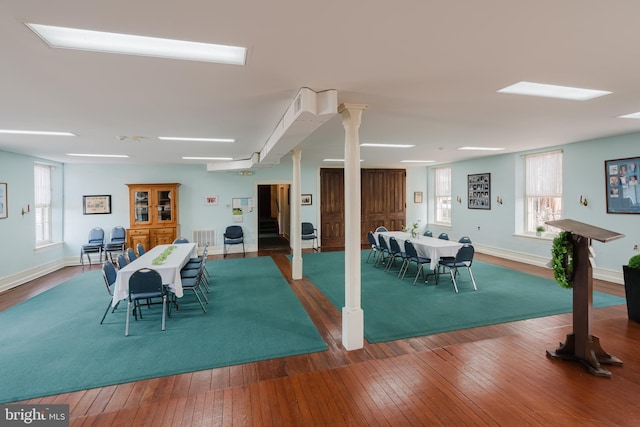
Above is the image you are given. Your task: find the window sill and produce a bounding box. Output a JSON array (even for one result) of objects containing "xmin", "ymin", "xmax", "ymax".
[
  {"xmin": 34, "ymin": 241, "xmax": 62, "ymax": 254},
  {"xmin": 513, "ymin": 232, "xmax": 556, "ymax": 242}
]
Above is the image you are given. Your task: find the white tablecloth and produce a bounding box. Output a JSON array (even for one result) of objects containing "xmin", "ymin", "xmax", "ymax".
[
  {"xmin": 112, "ymin": 243, "xmax": 197, "ymax": 307},
  {"xmin": 375, "ymin": 231, "xmax": 463, "ymax": 270}
]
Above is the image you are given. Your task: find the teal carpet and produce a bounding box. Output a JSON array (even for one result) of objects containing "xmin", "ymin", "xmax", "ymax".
[
  {"xmin": 0, "ymin": 257, "xmax": 327, "ymax": 404},
  {"xmin": 301, "ymin": 251, "xmax": 626, "ymax": 343}
]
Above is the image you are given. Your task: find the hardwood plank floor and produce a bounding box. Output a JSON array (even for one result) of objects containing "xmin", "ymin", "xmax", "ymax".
[{"xmin": 3, "ymin": 249, "xmax": 640, "ymax": 426}]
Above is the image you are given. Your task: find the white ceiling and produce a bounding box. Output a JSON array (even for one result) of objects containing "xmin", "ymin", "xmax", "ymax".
[{"xmin": 2, "ymin": 0, "xmax": 640, "ymax": 169}]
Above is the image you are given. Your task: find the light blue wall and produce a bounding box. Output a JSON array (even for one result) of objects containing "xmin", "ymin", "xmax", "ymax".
[
  {"xmin": 0, "ymin": 151, "xmax": 65, "ymax": 279},
  {"xmin": 427, "ymin": 133, "xmax": 640, "ymax": 275},
  {"xmin": 63, "ymin": 162, "xmax": 311, "ymax": 258}
]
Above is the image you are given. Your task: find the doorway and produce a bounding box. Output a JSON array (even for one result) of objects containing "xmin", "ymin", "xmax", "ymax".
[{"xmin": 257, "ymin": 184, "xmax": 290, "ymax": 250}]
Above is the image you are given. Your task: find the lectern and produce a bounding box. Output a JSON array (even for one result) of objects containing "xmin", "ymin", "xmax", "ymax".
[{"xmin": 545, "ymin": 219, "xmax": 624, "ymax": 377}]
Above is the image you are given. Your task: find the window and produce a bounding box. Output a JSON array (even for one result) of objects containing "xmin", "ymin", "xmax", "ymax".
[
  {"xmin": 435, "ymin": 167, "xmax": 451, "ymax": 224},
  {"xmin": 34, "ymin": 163, "xmax": 52, "ymax": 246},
  {"xmin": 525, "ymin": 151, "xmax": 563, "ymax": 233}
]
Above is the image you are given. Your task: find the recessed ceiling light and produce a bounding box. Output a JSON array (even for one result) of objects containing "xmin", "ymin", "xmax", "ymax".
[
  {"xmin": 0, "ymin": 129, "xmax": 75, "ymax": 136},
  {"xmin": 159, "ymin": 137, "xmax": 235, "ymax": 142},
  {"xmin": 67, "ymin": 153, "xmax": 129, "ymax": 158},
  {"xmin": 618, "ymin": 112, "xmax": 640, "ymax": 119},
  {"xmin": 360, "ymin": 143, "xmax": 415, "ymax": 148},
  {"xmin": 458, "ymin": 147, "xmax": 505, "ymax": 151},
  {"xmin": 26, "ymin": 23, "xmax": 247, "ymax": 65},
  {"xmin": 182, "ymin": 156, "xmax": 233, "ymax": 160},
  {"xmin": 497, "ymin": 81, "xmax": 612, "ymax": 101},
  {"xmin": 401, "ymin": 160, "xmax": 435, "ymax": 163}
]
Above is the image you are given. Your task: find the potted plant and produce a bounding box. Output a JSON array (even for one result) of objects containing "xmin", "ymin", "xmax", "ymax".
[
  {"xmin": 536, "ymin": 226, "xmax": 545, "ymax": 237},
  {"xmin": 623, "ymin": 253, "xmax": 640, "ymax": 323}
]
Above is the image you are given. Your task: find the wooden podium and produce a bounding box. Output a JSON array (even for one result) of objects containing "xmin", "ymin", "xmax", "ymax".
[{"xmin": 545, "ymin": 219, "xmax": 624, "ymax": 377}]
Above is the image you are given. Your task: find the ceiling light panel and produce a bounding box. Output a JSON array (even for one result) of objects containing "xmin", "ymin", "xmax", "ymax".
[
  {"xmin": 618, "ymin": 112, "xmax": 640, "ymax": 119},
  {"xmin": 0, "ymin": 129, "xmax": 75, "ymax": 136},
  {"xmin": 360, "ymin": 143, "xmax": 415, "ymax": 148},
  {"xmin": 497, "ymin": 81, "xmax": 612, "ymax": 101},
  {"xmin": 26, "ymin": 23, "xmax": 247, "ymax": 65},
  {"xmin": 67, "ymin": 153, "xmax": 129, "ymax": 158},
  {"xmin": 159, "ymin": 137, "xmax": 235, "ymax": 142}
]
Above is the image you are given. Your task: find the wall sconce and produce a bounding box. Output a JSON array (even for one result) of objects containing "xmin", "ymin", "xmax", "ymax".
[
  {"xmin": 456, "ymin": 196, "xmax": 462, "ymax": 204},
  {"xmin": 579, "ymin": 195, "xmax": 588, "ymax": 206},
  {"xmin": 22, "ymin": 204, "xmax": 31, "ymax": 216},
  {"xmin": 496, "ymin": 196, "xmax": 503, "ymax": 205}
]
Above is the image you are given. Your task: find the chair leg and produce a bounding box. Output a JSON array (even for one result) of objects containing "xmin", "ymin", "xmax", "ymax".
[
  {"xmin": 162, "ymin": 295, "xmax": 166, "ymax": 331},
  {"xmin": 125, "ymin": 300, "xmax": 131, "ymax": 336},
  {"xmin": 467, "ymin": 267, "xmax": 478, "ymax": 290},
  {"xmin": 413, "ymin": 264, "xmax": 423, "ymax": 286},
  {"xmin": 192, "ymin": 289, "xmax": 207, "ymax": 313},
  {"xmin": 100, "ymin": 300, "xmax": 118, "ymax": 324},
  {"xmin": 449, "ymin": 268, "xmax": 459, "ymax": 293}
]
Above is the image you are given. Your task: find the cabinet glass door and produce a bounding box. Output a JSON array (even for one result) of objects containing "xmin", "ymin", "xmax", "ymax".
[
  {"xmin": 133, "ymin": 191, "xmax": 150, "ymax": 223},
  {"xmin": 156, "ymin": 189, "xmax": 173, "ymax": 223}
]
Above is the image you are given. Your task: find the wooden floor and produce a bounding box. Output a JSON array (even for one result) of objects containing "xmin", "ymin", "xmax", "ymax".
[{"xmin": 4, "ymin": 249, "xmax": 640, "ymax": 426}]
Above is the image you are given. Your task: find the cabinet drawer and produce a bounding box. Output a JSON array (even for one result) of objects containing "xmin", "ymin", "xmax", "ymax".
[{"xmin": 128, "ymin": 228, "xmax": 149, "ymax": 236}]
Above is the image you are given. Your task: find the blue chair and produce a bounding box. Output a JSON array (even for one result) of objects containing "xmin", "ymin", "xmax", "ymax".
[
  {"xmin": 173, "ymin": 237, "xmax": 189, "ymax": 244},
  {"xmin": 403, "ymin": 240, "xmax": 432, "ymax": 286},
  {"xmin": 126, "ymin": 247, "xmax": 137, "ymax": 263},
  {"xmin": 458, "ymin": 236, "xmax": 472, "ymax": 243},
  {"xmin": 223, "ymin": 226, "xmax": 245, "ymax": 257},
  {"xmin": 126, "ymin": 268, "xmax": 167, "ymax": 336},
  {"xmin": 301, "ymin": 222, "xmax": 319, "ymax": 251},
  {"xmin": 438, "ymin": 233, "xmax": 449, "ymax": 240},
  {"xmin": 104, "ymin": 226, "xmax": 126, "ymax": 262},
  {"xmin": 386, "ymin": 237, "xmax": 409, "ymax": 276},
  {"xmin": 136, "ymin": 243, "xmax": 146, "ymax": 256},
  {"xmin": 423, "ymin": 230, "xmax": 433, "ymax": 237},
  {"xmin": 438, "ymin": 244, "xmax": 478, "ymax": 293},
  {"xmin": 80, "ymin": 227, "xmax": 105, "ymax": 267},
  {"xmin": 375, "ymin": 226, "xmax": 388, "ymax": 233},
  {"xmin": 116, "ymin": 254, "xmax": 129, "ymax": 270},
  {"xmin": 376, "ymin": 234, "xmax": 391, "ymax": 267},
  {"xmin": 178, "ymin": 262, "xmax": 208, "ymax": 313},
  {"xmin": 100, "ymin": 261, "xmax": 119, "ymax": 324},
  {"xmin": 366, "ymin": 231, "xmax": 381, "ymax": 264}
]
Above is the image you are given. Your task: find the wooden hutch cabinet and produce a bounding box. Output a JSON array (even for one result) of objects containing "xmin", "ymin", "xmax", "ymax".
[{"xmin": 126, "ymin": 183, "xmax": 180, "ymax": 251}]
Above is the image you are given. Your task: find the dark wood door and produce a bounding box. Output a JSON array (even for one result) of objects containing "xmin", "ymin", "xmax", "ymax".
[
  {"xmin": 319, "ymin": 168, "xmax": 345, "ymax": 247},
  {"xmin": 320, "ymin": 168, "xmax": 406, "ymax": 247}
]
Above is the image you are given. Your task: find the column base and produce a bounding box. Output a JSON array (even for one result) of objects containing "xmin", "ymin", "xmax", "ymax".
[
  {"xmin": 342, "ymin": 307, "xmax": 364, "ymax": 350},
  {"xmin": 291, "ymin": 254, "xmax": 303, "ymax": 280}
]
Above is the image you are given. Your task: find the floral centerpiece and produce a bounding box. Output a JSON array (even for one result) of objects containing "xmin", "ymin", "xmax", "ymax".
[{"xmin": 402, "ymin": 222, "xmax": 419, "ymax": 238}]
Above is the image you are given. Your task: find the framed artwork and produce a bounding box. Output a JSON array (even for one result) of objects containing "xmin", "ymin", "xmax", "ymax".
[
  {"xmin": 83, "ymin": 195, "xmax": 112, "ymax": 215},
  {"xmin": 0, "ymin": 183, "xmax": 7, "ymax": 219},
  {"xmin": 605, "ymin": 157, "xmax": 640, "ymax": 214},
  {"xmin": 205, "ymin": 195, "xmax": 218, "ymax": 205},
  {"xmin": 414, "ymin": 191, "xmax": 423, "ymax": 204},
  {"xmin": 301, "ymin": 194, "xmax": 313, "ymax": 205},
  {"xmin": 468, "ymin": 173, "xmax": 491, "ymax": 210}
]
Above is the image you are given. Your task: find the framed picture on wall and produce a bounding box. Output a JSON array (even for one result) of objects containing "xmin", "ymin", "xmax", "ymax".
[
  {"xmin": 83, "ymin": 195, "xmax": 112, "ymax": 215},
  {"xmin": 468, "ymin": 173, "xmax": 491, "ymax": 210},
  {"xmin": 0, "ymin": 183, "xmax": 7, "ymax": 219},
  {"xmin": 605, "ymin": 156, "xmax": 640, "ymax": 214},
  {"xmin": 301, "ymin": 194, "xmax": 312, "ymax": 205},
  {"xmin": 414, "ymin": 191, "xmax": 423, "ymax": 204}
]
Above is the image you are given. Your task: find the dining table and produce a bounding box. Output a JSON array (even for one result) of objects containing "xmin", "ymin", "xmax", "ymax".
[
  {"xmin": 111, "ymin": 242, "xmax": 197, "ymax": 307},
  {"xmin": 375, "ymin": 231, "xmax": 463, "ymax": 271}
]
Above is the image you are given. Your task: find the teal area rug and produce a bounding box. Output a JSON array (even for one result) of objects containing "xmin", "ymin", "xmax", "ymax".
[
  {"xmin": 0, "ymin": 257, "xmax": 327, "ymax": 404},
  {"xmin": 300, "ymin": 251, "xmax": 626, "ymax": 343}
]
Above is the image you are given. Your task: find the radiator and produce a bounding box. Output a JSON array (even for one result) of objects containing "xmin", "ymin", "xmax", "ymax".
[{"xmin": 192, "ymin": 229, "xmax": 215, "ymax": 247}]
